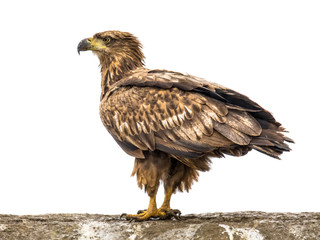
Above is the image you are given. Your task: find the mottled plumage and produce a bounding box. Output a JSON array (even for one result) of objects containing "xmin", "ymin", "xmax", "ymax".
[{"xmin": 78, "ymin": 31, "xmax": 293, "ymax": 221}]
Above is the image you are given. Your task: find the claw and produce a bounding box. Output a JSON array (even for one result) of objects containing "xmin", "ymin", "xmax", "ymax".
[
  {"xmin": 172, "ymin": 209, "xmax": 182, "ymax": 220},
  {"xmin": 159, "ymin": 209, "xmax": 182, "ymax": 220},
  {"xmin": 137, "ymin": 209, "xmax": 147, "ymax": 214},
  {"xmin": 121, "ymin": 213, "xmax": 139, "ymax": 222}
]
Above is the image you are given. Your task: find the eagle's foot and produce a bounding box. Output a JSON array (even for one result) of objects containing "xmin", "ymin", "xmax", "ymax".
[
  {"xmin": 120, "ymin": 208, "xmax": 181, "ymax": 221},
  {"xmin": 120, "ymin": 209, "xmax": 158, "ymax": 221},
  {"xmin": 158, "ymin": 208, "xmax": 182, "ymax": 220}
]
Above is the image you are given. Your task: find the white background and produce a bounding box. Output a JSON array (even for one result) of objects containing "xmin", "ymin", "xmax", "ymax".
[{"xmin": 0, "ymin": 0, "xmax": 319, "ymax": 215}]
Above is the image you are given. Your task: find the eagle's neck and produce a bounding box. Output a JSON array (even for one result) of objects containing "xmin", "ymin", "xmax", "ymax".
[{"xmin": 98, "ymin": 52, "xmax": 144, "ymax": 100}]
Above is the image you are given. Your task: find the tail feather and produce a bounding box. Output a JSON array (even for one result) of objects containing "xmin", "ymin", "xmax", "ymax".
[
  {"xmin": 252, "ymin": 145, "xmax": 281, "ymax": 159},
  {"xmin": 204, "ymin": 85, "xmax": 293, "ymax": 159},
  {"xmin": 250, "ymin": 128, "xmax": 292, "ymax": 159}
]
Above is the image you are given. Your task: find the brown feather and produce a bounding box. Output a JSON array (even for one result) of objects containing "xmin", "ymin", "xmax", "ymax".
[
  {"xmin": 211, "ymin": 121, "xmax": 252, "ymax": 145},
  {"xmin": 225, "ymin": 110, "xmax": 262, "ymax": 136},
  {"xmin": 138, "ymin": 132, "xmax": 155, "ymax": 151},
  {"xmin": 202, "ymin": 105, "xmax": 226, "ymax": 124}
]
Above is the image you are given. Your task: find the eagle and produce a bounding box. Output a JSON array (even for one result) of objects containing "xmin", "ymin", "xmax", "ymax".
[{"xmin": 77, "ymin": 30, "xmax": 293, "ymax": 221}]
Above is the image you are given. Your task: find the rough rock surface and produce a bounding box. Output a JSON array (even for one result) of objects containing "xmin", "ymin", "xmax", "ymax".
[{"xmin": 0, "ymin": 212, "xmax": 319, "ymax": 240}]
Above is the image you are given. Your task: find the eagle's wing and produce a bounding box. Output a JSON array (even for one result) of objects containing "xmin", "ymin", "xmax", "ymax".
[{"xmin": 100, "ymin": 69, "xmax": 291, "ymax": 168}]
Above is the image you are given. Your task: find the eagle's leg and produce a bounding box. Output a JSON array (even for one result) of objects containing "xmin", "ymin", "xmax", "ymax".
[
  {"xmin": 123, "ymin": 190, "xmax": 159, "ymax": 221},
  {"xmin": 122, "ymin": 151, "xmax": 169, "ymax": 221},
  {"xmin": 156, "ymin": 158, "xmax": 188, "ymax": 220},
  {"xmin": 158, "ymin": 187, "xmax": 181, "ymax": 220}
]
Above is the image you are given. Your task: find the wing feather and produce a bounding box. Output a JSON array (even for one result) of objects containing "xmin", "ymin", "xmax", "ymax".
[
  {"xmin": 211, "ymin": 121, "xmax": 252, "ymax": 145},
  {"xmin": 100, "ymin": 68, "xmax": 292, "ymax": 162},
  {"xmin": 226, "ymin": 110, "xmax": 262, "ymax": 136}
]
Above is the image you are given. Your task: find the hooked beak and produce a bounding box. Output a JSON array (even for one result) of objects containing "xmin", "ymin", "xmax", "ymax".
[{"xmin": 77, "ymin": 38, "xmax": 92, "ymax": 55}]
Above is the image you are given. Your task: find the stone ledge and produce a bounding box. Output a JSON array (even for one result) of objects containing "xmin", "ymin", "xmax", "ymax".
[{"xmin": 0, "ymin": 212, "xmax": 319, "ymax": 240}]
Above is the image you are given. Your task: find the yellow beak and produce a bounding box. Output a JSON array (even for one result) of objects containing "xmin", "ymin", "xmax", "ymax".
[{"xmin": 77, "ymin": 37, "xmax": 106, "ymax": 54}]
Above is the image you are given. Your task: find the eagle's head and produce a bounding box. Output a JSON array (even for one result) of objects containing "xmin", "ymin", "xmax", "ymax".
[{"xmin": 77, "ymin": 31, "xmax": 144, "ymax": 71}]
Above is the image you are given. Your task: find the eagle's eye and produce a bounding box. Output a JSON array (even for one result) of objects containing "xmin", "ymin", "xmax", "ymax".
[{"xmin": 103, "ymin": 37, "xmax": 111, "ymax": 44}]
